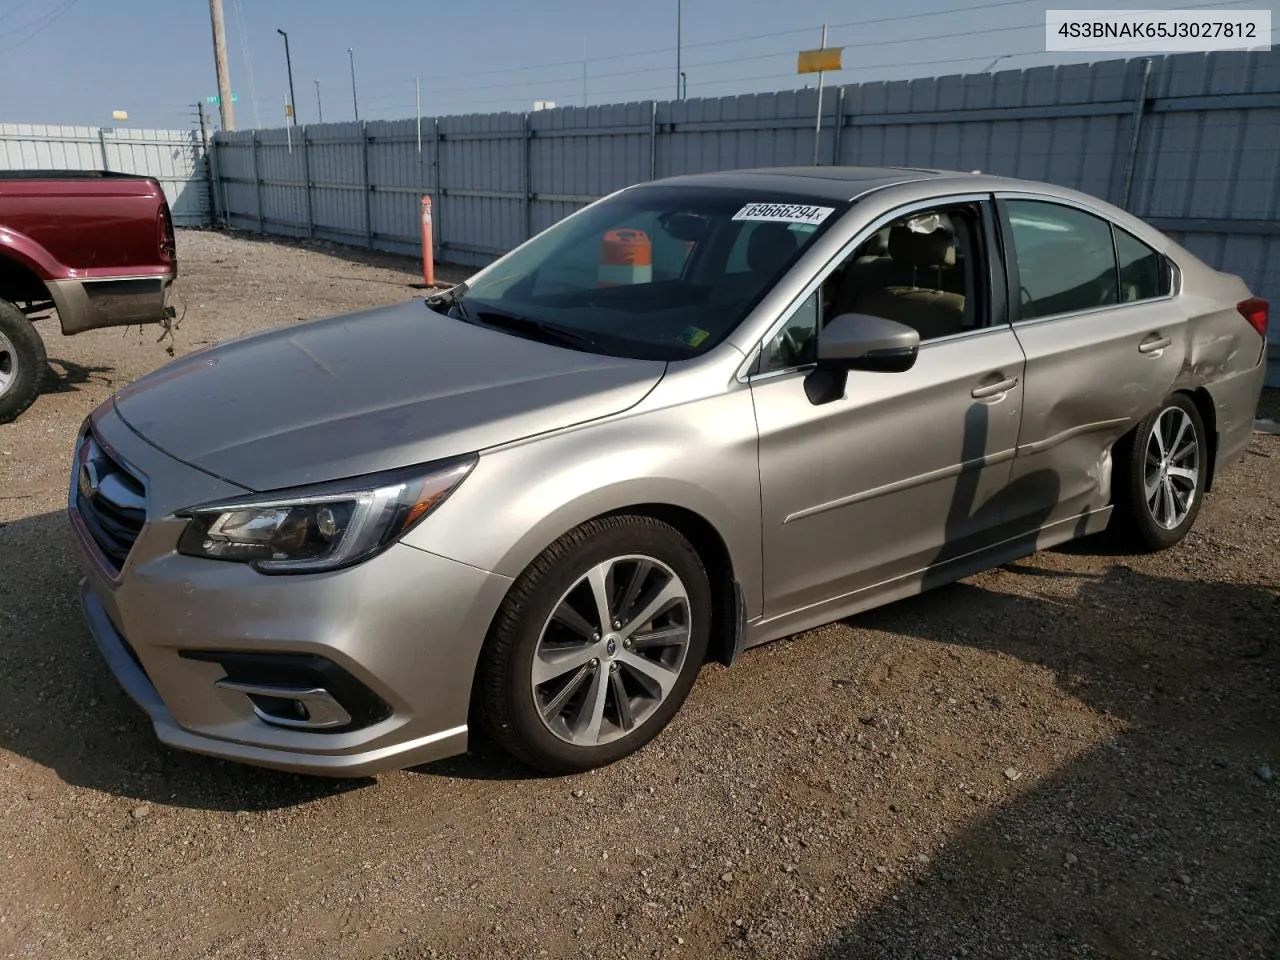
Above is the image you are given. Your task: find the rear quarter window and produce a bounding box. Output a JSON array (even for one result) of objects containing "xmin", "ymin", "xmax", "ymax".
[{"xmin": 1115, "ymin": 227, "xmax": 1172, "ymax": 301}]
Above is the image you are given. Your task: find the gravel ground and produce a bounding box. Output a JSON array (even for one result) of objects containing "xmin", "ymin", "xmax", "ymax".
[{"xmin": 0, "ymin": 229, "xmax": 1277, "ymax": 960}]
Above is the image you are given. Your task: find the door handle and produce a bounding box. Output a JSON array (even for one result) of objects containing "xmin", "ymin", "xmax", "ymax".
[
  {"xmin": 1138, "ymin": 334, "xmax": 1172, "ymax": 354},
  {"xmin": 971, "ymin": 376, "xmax": 1018, "ymax": 400}
]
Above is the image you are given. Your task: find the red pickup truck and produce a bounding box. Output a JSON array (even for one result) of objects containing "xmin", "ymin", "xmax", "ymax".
[{"xmin": 0, "ymin": 170, "xmax": 177, "ymax": 422}]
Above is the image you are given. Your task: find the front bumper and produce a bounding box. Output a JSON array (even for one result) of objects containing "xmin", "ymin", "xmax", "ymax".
[{"xmin": 69, "ymin": 405, "xmax": 512, "ymax": 777}]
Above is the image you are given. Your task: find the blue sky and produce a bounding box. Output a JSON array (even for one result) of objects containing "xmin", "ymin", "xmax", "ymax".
[{"xmin": 0, "ymin": 0, "xmax": 1276, "ymax": 128}]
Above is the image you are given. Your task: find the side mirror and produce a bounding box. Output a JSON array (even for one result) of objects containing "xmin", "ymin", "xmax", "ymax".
[
  {"xmin": 817, "ymin": 313, "xmax": 920, "ymax": 373},
  {"xmin": 804, "ymin": 313, "xmax": 920, "ymax": 406}
]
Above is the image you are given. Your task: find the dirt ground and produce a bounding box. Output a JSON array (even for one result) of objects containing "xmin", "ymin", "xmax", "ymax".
[{"xmin": 0, "ymin": 229, "xmax": 1276, "ymax": 960}]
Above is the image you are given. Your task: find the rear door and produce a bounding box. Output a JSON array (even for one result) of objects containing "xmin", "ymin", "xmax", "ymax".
[{"xmin": 996, "ymin": 194, "xmax": 1184, "ymax": 533}]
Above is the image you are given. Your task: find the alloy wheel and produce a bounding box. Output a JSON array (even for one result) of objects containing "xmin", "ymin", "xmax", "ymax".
[
  {"xmin": 1144, "ymin": 405, "xmax": 1200, "ymax": 530},
  {"xmin": 531, "ymin": 554, "xmax": 692, "ymax": 747}
]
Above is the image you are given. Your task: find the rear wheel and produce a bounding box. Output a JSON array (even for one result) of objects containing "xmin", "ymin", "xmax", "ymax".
[
  {"xmin": 476, "ymin": 515, "xmax": 712, "ymax": 774},
  {"xmin": 0, "ymin": 299, "xmax": 48, "ymax": 424},
  {"xmin": 1112, "ymin": 394, "xmax": 1207, "ymax": 551}
]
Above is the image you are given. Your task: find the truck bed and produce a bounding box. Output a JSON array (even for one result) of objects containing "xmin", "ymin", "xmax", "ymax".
[{"xmin": 0, "ymin": 170, "xmax": 153, "ymax": 181}]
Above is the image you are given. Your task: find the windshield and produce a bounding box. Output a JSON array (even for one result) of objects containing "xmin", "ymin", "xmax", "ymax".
[{"xmin": 456, "ymin": 184, "xmax": 849, "ymax": 360}]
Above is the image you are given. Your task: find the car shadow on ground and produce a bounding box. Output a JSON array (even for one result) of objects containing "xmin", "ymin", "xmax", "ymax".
[
  {"xmin": 814, "ymin": 553, "xmax": 1279, "ymax": 958},
  {"xmin": 810, "ymin": 398, "xmax": 1277, "ymax": 956}
]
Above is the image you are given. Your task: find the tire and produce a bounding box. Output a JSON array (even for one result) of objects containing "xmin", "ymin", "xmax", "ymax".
[
  {"xmin": 1111, "ymin": 394, "xmax": 1207, "ymax": 551},
  {"xmin": 476, "ymin": 515, "xmax": 712, "ymax": 774},
  {"xmin": 0, "ymin": 300, "xmax": 48, "ymax": 424}
]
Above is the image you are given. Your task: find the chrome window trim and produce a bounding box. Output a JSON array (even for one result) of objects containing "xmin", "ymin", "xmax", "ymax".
[
  {"xmin": 738, "ymin": 191, "xmax": 994, "ymax": 382},
  {"xmin": 995, "ymin": 191, "xmax": 1181, "ymax": 325}
]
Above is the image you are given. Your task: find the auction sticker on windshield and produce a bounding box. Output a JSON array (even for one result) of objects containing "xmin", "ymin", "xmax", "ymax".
[{"xmin": 732, "ymin": 202, "xmax": 835, "ymax": 225}]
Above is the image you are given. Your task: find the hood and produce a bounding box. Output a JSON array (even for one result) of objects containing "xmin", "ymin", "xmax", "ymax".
[{"xmin": 113, "ymin": 299, "xmax": 665, "ymax": 491}]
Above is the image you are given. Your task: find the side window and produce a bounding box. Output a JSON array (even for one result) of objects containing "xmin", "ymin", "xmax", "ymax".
[
  {"xmin": 1115, "ymin": 227, "xmax": 1172, "ymax": 302},
  {"xmin": 1005, "ymin": 200, "xmax": 1118, "ymax": 320},
  {"xmin": 760, "ymin": 204, "xmax": 983, "ymax": 373}
]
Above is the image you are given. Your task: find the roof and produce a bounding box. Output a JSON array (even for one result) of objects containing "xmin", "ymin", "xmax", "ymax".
[{"xmin": 645, "ymin": 165, "xmax": 978, "ymax": 201}]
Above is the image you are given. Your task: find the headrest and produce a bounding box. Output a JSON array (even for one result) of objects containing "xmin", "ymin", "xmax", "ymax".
[
  {"xmin": 747, "ymin": 222, "xmax": 800, "ymax": 275},
  {"xmin": 889, "ymin": 225, "xmax": 956, "ymax": 268},
  {"xmin": 862, "ymin": 229, "xmax": 890, "ymax": 257}
]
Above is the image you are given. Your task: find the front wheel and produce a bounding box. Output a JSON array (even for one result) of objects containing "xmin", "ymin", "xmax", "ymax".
[
  {"xmin": 1112, "ymin": 394, "xmax": 1207, "ymax": 551},
  {"xmin": 0, "ymin": 300, "xmax": 48, "ymax": 424},
  {"xmin": 475, "ymin": 515, "xmax": 712, "ymax": 774}
]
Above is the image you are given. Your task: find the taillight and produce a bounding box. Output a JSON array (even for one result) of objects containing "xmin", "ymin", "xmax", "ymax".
[
  {"xmin": 1237, "ymin": 297, "xmax": 1268, "ymax": 338},
  {"xmin": 157, "ymin": 203, "xmax": 176, "ymax": 263}
]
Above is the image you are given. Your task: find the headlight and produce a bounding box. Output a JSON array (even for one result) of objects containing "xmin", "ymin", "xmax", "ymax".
[{"xmin": 176, "ymin": 455, "xmax": 476, "ymax": 574}]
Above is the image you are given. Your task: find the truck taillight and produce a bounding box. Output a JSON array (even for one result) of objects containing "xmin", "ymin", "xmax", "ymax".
[
  {"xmin": 1237, "ymin": 297, "xmax": 1269, "ymax": 338},
  {"xmin": 158, "ymin": 203, "xmax": 176, "ymax": 262}
]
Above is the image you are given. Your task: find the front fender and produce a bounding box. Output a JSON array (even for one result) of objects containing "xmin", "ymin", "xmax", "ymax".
[{"xmin": 402, "ymin": 386, "xmax": 765, "ymax": 620}]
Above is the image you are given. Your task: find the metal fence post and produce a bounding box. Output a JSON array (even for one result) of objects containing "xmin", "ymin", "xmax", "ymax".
[
  {"xmin": 649, "ymin": 100, "xmax": 658, "ymax": 180},
  {"xmin": 434, "ymin": 118, "xmax": 444, "ymax": 259},
  {"xmin": 361, "ymin": 121, "xmax": 373, "ymax": 248},
  {"xmin": 197, "ymin": 105, "xmax": 216, "ymax": 225},
  {"xmin": 1119, "ymin": 58, "xmax": 1154, "ymax": 211},
  {"xmin": 832, "ymin": 86, "xmax": 846, "ymax": 166},
  {"xmin": 523, "ymin": 112, "xmax": 533, "ymax": 241},
  {"xmin": 97, "ymin": 128, "xmax": 110, "ymax": 171},
  {"xmin": 301, "ymin": 125, "xmax": 314, "ymax": 238},
  {"xmin": 251, "ymin": 130, "xmax": 264, "ymax": 233}
]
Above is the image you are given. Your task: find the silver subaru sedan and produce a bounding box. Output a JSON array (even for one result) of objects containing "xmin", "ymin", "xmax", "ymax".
[{"xmin": 68, "ymin": 166, "xmax": 1268, "ymax": 777}]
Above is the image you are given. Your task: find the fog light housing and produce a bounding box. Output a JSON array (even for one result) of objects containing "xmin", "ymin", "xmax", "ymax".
[{"xmin": 181, "ymin": 650, "xmax": 391, "ymax": 733}]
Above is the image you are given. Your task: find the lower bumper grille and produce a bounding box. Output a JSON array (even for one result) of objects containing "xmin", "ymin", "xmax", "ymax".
[{"xmin": 74, "ymin": 430, "xmax": 146, "ymax": 573}]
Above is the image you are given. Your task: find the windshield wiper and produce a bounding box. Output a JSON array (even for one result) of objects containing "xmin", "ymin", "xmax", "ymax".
[
  {"xmin": 425, "ymin": 282, "xmax": 470, "ymax": 318},
  {"xmin": 471, "ymin": 308, "xmax": 608, "ymax": 353}
]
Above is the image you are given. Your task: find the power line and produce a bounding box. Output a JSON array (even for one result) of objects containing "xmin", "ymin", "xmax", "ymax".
[
  {"xmin": 234, "ymin": 0, "xmax": 1264, "ymax": 115},
  {"xmin": 353, "ymin": 0, "xmax": 1049, "ymax": 96},
  {"xmin": 366, "ymin": 16, "xmax": 1271, "ymax": 115},
  {"xmin": 0, "ymin": 0, "xmax": 81, "ymax": 55},
  {"xmin": 334, "ymin": 0, "xmax": 1263, "ymax": 109}
]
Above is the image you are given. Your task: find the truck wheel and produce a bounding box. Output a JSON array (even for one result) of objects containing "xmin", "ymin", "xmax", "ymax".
[{"xmin": 0, "ymin": 299, "xmax": 48, "ymax": 424}]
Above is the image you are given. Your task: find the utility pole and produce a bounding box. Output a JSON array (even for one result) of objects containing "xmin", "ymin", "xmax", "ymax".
[
  {"xmin": 277, "ymin": 28, "xmax": 297, "ymax": 126},
  {"xmin": 207, "ymin": 0, "xmax": 236, "ymax": 130},
  {"xmin": 314, "ymin": 78, "xmax": 323, "ymax": 123},
  {"xmin": 348, "ymin": 48, "xmax": 359, "ymax": 121},
  {"xmin": 675, "ymin": 0, "xmax": 682, "ymax": 100}
]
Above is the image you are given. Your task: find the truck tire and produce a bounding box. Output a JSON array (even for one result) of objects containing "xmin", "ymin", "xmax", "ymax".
[{"xmin": 0, "ymin": 299, "xmax": 48, "ymax": 424}]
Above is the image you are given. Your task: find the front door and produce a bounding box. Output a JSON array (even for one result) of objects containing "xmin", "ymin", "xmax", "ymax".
[{"xmin": 749, "ymin": 198, "xmax": 1026, "ymax": 619}]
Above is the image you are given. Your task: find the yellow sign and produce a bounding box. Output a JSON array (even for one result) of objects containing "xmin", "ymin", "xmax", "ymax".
[
  {"xmin": 797, "ymin": 47, "xmax": 842, "ymax": 74},
  {"xmin": 111, "ymin": 110, "xmax": 128, "ymax": 121},
  {"xmin": 284, "ymin": 103, "xmax": 294, "ymax": 117}
]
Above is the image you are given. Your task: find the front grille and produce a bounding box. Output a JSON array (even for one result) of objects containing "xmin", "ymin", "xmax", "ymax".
[{"xmin": 75, "ymin": 431, "xmax": 146, "ymax": 573}]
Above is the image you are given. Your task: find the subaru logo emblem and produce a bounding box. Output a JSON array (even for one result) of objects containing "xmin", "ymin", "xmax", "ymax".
[
  {"xmin": 606, "ymin": 638, "xmax": 616, "ymax": 656},
  {"xmin": 78, "ymin": 462, "xmax": 99, "ymax": 499}
]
